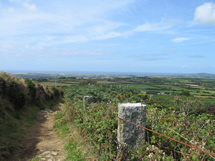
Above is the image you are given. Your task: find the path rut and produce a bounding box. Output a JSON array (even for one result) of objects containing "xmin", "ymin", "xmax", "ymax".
[{"xmin": 8, "ymin": 104, "xmax": 66, "ymax": 161}]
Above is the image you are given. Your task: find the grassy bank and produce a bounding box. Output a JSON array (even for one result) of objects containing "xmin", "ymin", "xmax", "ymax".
[
  {"xmin": 54, "ymin": 103, "xmax": 99, "ymax": 161},
  {"xmin": 0, "ymin": 73, "xmax": 63, "ymax": 160}
]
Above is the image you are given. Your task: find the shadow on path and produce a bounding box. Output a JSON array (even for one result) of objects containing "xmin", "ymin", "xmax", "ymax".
[{"xmin": 7, "ymin": 104, "xmax": 66, "ymax": 161}]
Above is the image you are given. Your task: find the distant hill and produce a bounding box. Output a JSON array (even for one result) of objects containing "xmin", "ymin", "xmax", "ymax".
[
  {"xmin": 169, "ymin": 73, "xmax": 215, "ymax": 79},
  {"xmin": 6, "ymin": 72, "xmax": 215, "ymax": 79}
]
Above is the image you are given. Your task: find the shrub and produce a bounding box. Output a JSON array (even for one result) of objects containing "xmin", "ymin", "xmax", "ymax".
[
  {"xmin": 52, "ymin": 87, "xmax": 60, "ymax": 97},
  {"xmin": 180, "ymin": 90, "xmax": 190, "ymax": 96},
  {"xmin": 0, "ymin": 78, "xmax": 7, "ymax": 95},
  {"xmin": 7, "ymin": 81, "xmax": 26, "ymax": 110},
  {"xmin": 24, "ymin": 79, "xmax": 36, "ymax": 99}
]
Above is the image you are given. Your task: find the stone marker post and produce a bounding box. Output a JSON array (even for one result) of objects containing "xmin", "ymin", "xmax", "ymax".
[
  {"xmin": 83, "ymin": 96, "xmax": 96, "ymax": 110},
  {"xmin": 83, "ymin": 96, "xmax": 96, "ymax": 104},
  {"xmin": 117, "ymin": 103, "xmax": 146, "ymax": 150}
]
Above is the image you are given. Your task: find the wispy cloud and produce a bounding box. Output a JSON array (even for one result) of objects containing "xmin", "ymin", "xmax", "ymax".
[
  {"xmin": 134, "ymin": 23, "xmax": 171, "ymax": 32},
  {"xmin": 194, "ymin": 2, "xmax": 215, "ymax": 25},
  {"xmin": 0, "ymin": 44, "xmax": 116, "ymax": 58},
  {"xmin": 172, "ymin": 37, "xmax": 191, "ymax": 43},
  {"xmin": 22, "ymin": 3, "xmax": 37, "ymax": 12}
]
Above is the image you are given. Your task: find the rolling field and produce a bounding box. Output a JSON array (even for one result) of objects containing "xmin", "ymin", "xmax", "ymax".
[{"xmin": 37, "ymin": 76, "xmax": 215, "ymax": 97}]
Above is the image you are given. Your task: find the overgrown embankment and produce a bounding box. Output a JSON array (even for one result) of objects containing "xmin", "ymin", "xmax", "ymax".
[{"xmin": 0, "ymin": 72, "xmax": 63, "ymax": 160}]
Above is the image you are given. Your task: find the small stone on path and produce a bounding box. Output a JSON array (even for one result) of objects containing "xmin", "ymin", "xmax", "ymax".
[{"xmin": 51, "ymin": 152, "xmax": 58, "ymax": 156}]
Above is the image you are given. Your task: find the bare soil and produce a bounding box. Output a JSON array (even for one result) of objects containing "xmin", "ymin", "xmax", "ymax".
[{"xmin": 8, "ymin": 104, "xmax": 66, "ymax": 161}]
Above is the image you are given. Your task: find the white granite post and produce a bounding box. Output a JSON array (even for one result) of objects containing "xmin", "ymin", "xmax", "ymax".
[{"xmin": 117, "ymin": 103, "xmax": 146, "ymax": 150}]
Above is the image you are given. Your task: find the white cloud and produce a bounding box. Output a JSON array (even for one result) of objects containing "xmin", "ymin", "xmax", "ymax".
[
  {"xmin": 0, "ymin": 1, "xmax": 132, "ymax": 36},
  {"xmin": 23, "ymin": 3, "xmax": 37, "ymax": 11},
  {"xmin": 0, "ymin": 0, "xmax": 176, "ymax": 60},
  {"xmin": 0, "ymin": 44, "xmax": 115, "ymax": 58},
  {"xmin": 93, "ymin": 32, "xmax": 122, "ymax": 40},
  {"xmin": 172, "ymin": 37, "xmax": 191, "ymax": 43},
  {"xmin": 134, "ymin": 23, "xmax": 171, "ymax": 32},
  {"xmin": 194, "ymin": 2, "xmax": 215, "ymax": 25}
]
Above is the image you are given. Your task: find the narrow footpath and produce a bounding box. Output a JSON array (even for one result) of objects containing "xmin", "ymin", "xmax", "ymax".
[{"xmin": 8, "ymin": 105, "xmax": 66, "ymax": 161}]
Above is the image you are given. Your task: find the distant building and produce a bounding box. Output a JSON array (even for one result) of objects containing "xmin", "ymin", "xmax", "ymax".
[{"xmin": 158, "ymin": 92, "xmax": 166, "ymax": 95}]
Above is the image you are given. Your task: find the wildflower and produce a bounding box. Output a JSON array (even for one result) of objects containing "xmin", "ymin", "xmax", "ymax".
[
  {"xmin": 117, "ymin": 94, "xmax": 122, "ymax": 99},
  {"xmin": 169, "ymin": 107, "xmax": 175, "ymax": 110},
  {"xmin": 138, "ymin": 93, "xmax": 148, "ymax": 98}
]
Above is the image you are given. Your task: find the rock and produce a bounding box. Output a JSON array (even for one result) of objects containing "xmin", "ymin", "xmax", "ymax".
[
  {"xmin": 46, "ymin": 154, "xmax": 52, "ymax": 158},
  {"xmin": 117, "ymin": 103, "xmax": 146, "ymax": 150},
  {"xmin": 42, "ymin": 151, "xmax": 51, "ymax": 155},
  {"xmin": 51, "ymin": 152, "xmax": 58, "ymax": 156},
  {"xmin": 41, "ymin": 108, "xmax": 53, "ymax": 113}
]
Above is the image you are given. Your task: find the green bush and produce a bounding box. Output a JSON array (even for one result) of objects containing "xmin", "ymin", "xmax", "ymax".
[
  {"xmin": 180, "ymin": 90, "xmax": 190, "ymax": 96},
  {"xmin": 51, "ymin": 87, "xmax": 60, "ymax": 97},
  {"xmin": 0, "ymin": 77, "xmax": 7, "ymax": 95},
  {"xmin": 24, "ymin": 78, "xmax": 36, "ymax": 99},
  {"xmin": 7, "ymin": 82, "xmax": 26, "ymax": 110},
  {"xmin": 63, "ymin": 100, "xmax": 118, "ymax": 159},
  {"xmin": 146, "ymin": 106, "xmax": 215, "ymax": 160}
]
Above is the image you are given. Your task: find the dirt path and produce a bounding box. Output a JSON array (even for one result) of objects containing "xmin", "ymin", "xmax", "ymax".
[{"xmin": 8, "ymin": 104, "xmax": 66, "ymax": 161}]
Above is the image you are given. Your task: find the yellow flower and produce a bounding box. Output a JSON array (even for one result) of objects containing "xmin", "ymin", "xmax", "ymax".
[
  {"xmin": 117, "ymin": 94, "xmax": 123, "ymax": 99},
  {"xmin": 169, "ymin": 107, "xmax": 175, "ymax": 110}
]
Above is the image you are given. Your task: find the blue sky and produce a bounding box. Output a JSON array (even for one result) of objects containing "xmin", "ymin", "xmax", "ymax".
[{"xmin": 0, "ymin": 0, "xmax": 215, "ymax": 74}]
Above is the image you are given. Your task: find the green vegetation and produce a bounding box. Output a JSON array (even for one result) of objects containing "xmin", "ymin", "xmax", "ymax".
[
  {"xmin": 2, "ymin": 72, "xmax": 215, "ymax": 160},
  {"xmin": 55, "ymin": 76, "xmax": 215, "ymax": 160},
  {"xmin": 0, "ymin": 72, "xmax": 63, "ymax": 160},
  {"xmin": 54, "ymin": 110, "xmax": 89, "ymax": 160},
  {"xmin": 79, "ymin": 79, "xmax": 97, "ymax": 86},
  {"xmin": 180, "ymin": 90, "xmax": 191, "ymax": 96}
]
